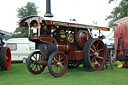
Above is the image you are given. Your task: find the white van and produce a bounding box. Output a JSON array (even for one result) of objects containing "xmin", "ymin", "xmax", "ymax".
[{"xmin": 4, "ymin": 38, "xmax": 35, "ymax": 61}]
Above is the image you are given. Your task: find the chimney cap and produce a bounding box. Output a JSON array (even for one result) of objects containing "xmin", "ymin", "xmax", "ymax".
[{"xmin": 44, "ymin": 13, "xmax": 53, "ymax": 17}]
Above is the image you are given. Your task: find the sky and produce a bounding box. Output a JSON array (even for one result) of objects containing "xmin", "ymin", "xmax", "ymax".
[{"xmin": 0, "ymin": 0, "xmax": 120, "ymax": 37}]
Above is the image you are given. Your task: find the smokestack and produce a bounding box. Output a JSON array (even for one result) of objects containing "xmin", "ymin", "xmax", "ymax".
[{"xmin": 44, "ymin": 0, "xmax": 53, "ymax": 17}]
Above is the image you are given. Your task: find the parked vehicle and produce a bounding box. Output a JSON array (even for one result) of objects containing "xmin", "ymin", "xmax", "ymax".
[
  {"xmin": 5, "ymin": 38, "xmax": 35, "ymax": 61},
  {"xmin": 0, "ymin": 33, "xmax": 11, "ymax": 70},
  {"xmin": 19, "ymin": 0, "xmax": 110, "ymax": 77}
]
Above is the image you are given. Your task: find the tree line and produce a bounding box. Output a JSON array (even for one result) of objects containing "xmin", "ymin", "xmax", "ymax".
[{"xmin": 11, "ymin": 2, "xmax": 38, "ymax": 38}]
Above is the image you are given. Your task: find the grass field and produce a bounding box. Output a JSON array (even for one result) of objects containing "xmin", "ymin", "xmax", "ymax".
[{"xmin": 0, "ymin": 63, "xmax": 128, "ymax": 85}]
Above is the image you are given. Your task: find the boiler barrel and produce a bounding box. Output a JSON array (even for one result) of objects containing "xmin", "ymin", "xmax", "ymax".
[
  {"xmin": 39, "ymin": 42, "xmax": 76, "ymax": 55},
  {"xmin": 39, "ymin": 43, "xmax": 57, "ymax": 55}
]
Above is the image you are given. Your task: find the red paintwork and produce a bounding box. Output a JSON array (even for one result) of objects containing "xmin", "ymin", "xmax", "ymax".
[
  {"xmin": 5, "ymin": 48, "xmax": 11, "ymax": 70},
  {"xmin": 76, "ymin": 50, "xmax": 83, "ymax": 60},
  {"xmin": 40, "ymin": 37, "xmax": 57, "ymax": 44},
  {"xmin": 20, "ymin": 16, "xmax": 109, "ymax": 75},
  {"xmin": 114, "ymin": 17, "xmax": 128, "ymax": 56},
  {"xmin": 20, "ymin": 16, "xmax": 44, "ymax": 26},
  {"xmin": 57, "ymin": 42, "xmax": 67, "ymax": 53},
  {"xmin": 57, "ymin": 42, "xmax": 76, "ymax": 52},
  {"xmin": 67, "ymin": 51, "xmax": 75, "ymax": 60},
  {"xmin": 67, "ymin": 50, "xmax": 83, "ymax": 60},
  {"xmin": 76, "ymin": 30, "xmax": 90, "ymax": 48},
  {"xmin": 20, "ymin": 16, "xmax": 110, "ymax": 31},
  {"xmin": 46, "ymin": 20, "xmax": 110, "ymax": 31}
]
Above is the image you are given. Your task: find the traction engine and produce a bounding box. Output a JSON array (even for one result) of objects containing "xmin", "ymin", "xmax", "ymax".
[
  {"xmin": 0, "ymin": 33, "xmax": 11, "ymax": 71},
  {"xmin": 20, "ymin": 16, "xmax": 110, "ymax": 77}
]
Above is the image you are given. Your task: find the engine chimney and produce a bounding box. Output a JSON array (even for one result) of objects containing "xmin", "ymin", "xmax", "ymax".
[{"xmin": 44, "ymin": 0, "xmax": 53, "ymax": 17}]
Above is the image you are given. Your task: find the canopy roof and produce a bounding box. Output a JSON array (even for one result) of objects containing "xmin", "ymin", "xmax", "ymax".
[{"xmin": 20, "ymin": 16, "xmax": 110, "ymax": 31}]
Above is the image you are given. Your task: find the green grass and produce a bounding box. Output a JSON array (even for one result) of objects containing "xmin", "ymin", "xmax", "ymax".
[{"xmin": 0, "ymin": 63, "xmax": 128, "ymax": 85}]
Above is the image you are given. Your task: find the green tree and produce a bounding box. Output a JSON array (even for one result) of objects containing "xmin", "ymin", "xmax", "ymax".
[
  {"xmin": 12, "ymin": 2, "xmax": 38, "ymax": 38},
  {"xmin": 11, "ymin": 27, "xmax": 28, "ymax": 38},
  {"xmin": 108, "ymin": 0, "xmax": 118, "ymax": 4},
  {"xmin": 106, "ymin": 0, "xmax": 128, "ymax": 29},
  {"xmin": 17, "ymin": 2, "xmax": 39, "ymax": 21}
]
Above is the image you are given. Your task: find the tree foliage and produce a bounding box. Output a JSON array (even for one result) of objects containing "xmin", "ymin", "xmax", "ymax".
[
  {"xmin": 106, "ymin": 0, "xmax": 128, "ymax": 29},
  {"xmin": 11, "ymin": 27, "xmax": 28, "ymax": 38},
  {"xmin": 12, "ymin": 2, "xmax": 38, "ymax": 38},
  {"xmin": 108, "ymin": 0, "xmax": 118, "ymax": 4},
  {"xmin": 17, "ymin": 2, "xmax": 38, "ymax": 21}
]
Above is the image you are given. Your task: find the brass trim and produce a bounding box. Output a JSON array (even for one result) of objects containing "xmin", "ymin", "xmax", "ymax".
[
  {"xmin": 40, "ymin": 37, "xmax": 57, "ymax": 45},
  {"xmin": 38, "ymin": 23, "xmax": 41, "ymax": 36},
  {"xmin": 79, "ymin": 31, "xmax": 89, "ymax": 44},
  {"xmin": 29, "ymin": 24, "xmax": 31, "ymax": 35},
  {"xmin": 67, "ymin": 34, "xmax": 74, "ymax": 43},
  {"xmin": 57, "ymin": 44, "xmax": 59, "ymax": 51},
  {"xmin": 66, "ymin": 44, "xmax": 69, "ymax": 51}
]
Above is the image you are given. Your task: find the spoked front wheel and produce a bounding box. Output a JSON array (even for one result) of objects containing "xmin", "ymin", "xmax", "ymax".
[
  {"xmin": 27, "ymin": 51, "xmax": 46, "ymax": 74},
  {"xmin": 48, "ymin": 51, "xmax": 68, "ymax": 77}
]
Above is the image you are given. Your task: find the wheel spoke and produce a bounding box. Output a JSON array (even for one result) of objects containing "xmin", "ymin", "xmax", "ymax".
[
  {"xmin": 90, "ymin": 48, "xmax": 95, "ymax": 52},
  {"xmin": 61, "ymin": 61, "xmax": 64, "ymax": 64},
  {"xmin": 90, "ymin": 53, "xmax": 93, "ymax": 56},
  {"xmin": 31, "ymin": 63, "xmax": 35, "ymax": 69},
  {"xmin": 60, "ymin": 57, "xmax": 63, "ymax": 61},
  {"xmin": 39, "ymin": 56, "xmax": 41, "ymax": 60},
  {"xmin": 97, "ymin": 56, "xmax": 103, "ymax": 59},
  {"xmin": 5, "ymin": 56, "xmax": 8, "ymax": 60},
  {"xmin": 34, "ymin": 65, "xmax": 37, "ymax": 71},
  {"xmin": 91, "ymin": 58, "xmax": 94, "ymax": 63},
  {"xmin": 33, "ymin": 55, "xmax": 37, "ymax": 60},
  {"xmin": 6, "ymin": 62, "xmax": 9, "ymax": 67},
  {"xmin": 94, "ymin": 59, "xmax": 100, "ymax": 66},
  {"xmin": 36, "ymin": 54, "xmax": 37, "ymax": 61},
  {"xmin": 6, "ymin": 49, "xmax": 10, "ymax": 55},
  {"xmin": 53, "ymin": 65, "xmax": 56, "ymax": 72},
  {"xmin": 92, "ymin": 44, "xmax": 96, "ymax": 51},
  {"xmin": 39, "ymin": 65, "xmax": 42, "ymax": 70},
  {"xmin": 56, "ymin": 67, "xmax": 59, "ymax": 74},
  {"xmin": 30, "ymin": 59, "xmax": 35, "ymax": 64},
  {"xmin": 96, "ymin": 41, "xmax": 100, "ymax": 50},
  {"xmin": 59, "ymin": 65, "xmax": 63, "ymax": 71},
  {"xmin": 59, "ymin": 55, "xmax": 61, "ymax": 62},
  {"xmin": 37, "ymin": 65, "xmax": 39, "ymax": 71},
  {"xmin": 92, "ymin": 61, "xmax": 96, "ymax": 67},
  {"xmin": 97, "ymin": 48, "xmax": 104, "ymax": 52},
  {"xmin": 54, "ymin": 57, "xmax": 58, "ymax": 62}
]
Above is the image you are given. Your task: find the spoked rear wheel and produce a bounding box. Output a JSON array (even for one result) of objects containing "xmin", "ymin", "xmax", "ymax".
[
  {"xmin": 83, "ymin": 38, "xmax": 106, "ymax": 71},
  {"xmin": 0, "ymin": 47, "xmax": 11, "ymax": 70},
  {"xmin": 27, "ymin": 51, "xmax": 46, "ymax": 74},
  {"xmin": 48, "ymin": 51, "xmax": 68, "ymax": 77}
]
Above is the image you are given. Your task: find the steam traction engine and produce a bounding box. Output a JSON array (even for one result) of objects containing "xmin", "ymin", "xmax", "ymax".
[
  {"xmin": 20, "ymin": 16, "xmax": 110, "ymax": 77},
  {"xmin": 0, "ymin": 33, "xmax": 11, "ymax": 71}
]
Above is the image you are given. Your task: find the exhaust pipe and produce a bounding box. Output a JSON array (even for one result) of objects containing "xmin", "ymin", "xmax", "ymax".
[{"xmin": 44, "ymin": 0, "xmax": 53, "ymax": 17}]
